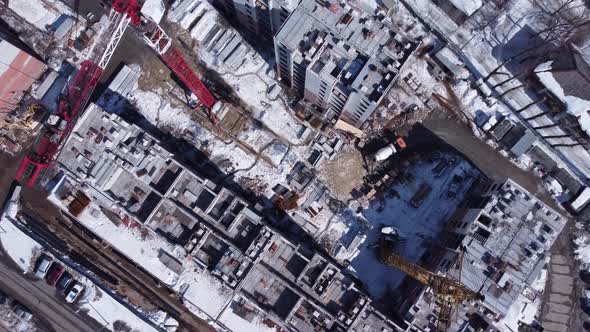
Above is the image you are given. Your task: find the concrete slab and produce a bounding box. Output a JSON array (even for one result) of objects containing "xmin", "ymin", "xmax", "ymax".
[
  {"xmin": 552, "ymin": 255, "xmax": 567, "ymax": 265},
  {"xmin": 545, "ymin": 311, "xmax": 570, "ymax": 322},
  {"xmin": 552, "ymin": 264, "xmax": 570, "ymax": 275},
  {"xmin": 549, "ymin": 293, "xmax": 571, "ymax": 304},
  {"xmin": 550, "ymin": 275, "xmax": 574, "ymax": 294},
  {"xmin": 542, "ymin": 321, "xmax": 568, "ymax": 332},
  {"xmin": 547, "ymin": 302, "xmax": 571, "ymax": 314}
]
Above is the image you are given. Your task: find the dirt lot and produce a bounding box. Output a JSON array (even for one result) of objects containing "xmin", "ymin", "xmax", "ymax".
[{"xmin": 318, "ymin": 146, "xmax": 366, "ymax": 201}]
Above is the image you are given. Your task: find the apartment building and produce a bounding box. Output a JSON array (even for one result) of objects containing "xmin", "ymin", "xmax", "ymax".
[{"xmin": 274, "ymin": 0, "xmax": 418, "ymax": 128}]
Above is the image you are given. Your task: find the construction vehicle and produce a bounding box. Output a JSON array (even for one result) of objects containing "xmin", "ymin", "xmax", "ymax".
[
  {"xmin": 374, "ymin": 137, "xmax": 406, "ymax": 162},
  {"xmin": 16, "ymin": 0, "xmax": 217, "ymax": 187},
  {"xmin": 379, "ymin": 226, "xmax": 484, "ymax": 332}
]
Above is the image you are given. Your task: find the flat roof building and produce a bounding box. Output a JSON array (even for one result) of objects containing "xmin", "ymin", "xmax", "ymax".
[
  {"xmin": 274, "ymin": 0, "xmax": 418, "ymax": 128},
  {"xmin": 409, "ymin": 178, "xmax": 567, "ymax": 330},
  {"xmin": 0, "ymin": 35, "xmax": 47, "ymax": 117}
]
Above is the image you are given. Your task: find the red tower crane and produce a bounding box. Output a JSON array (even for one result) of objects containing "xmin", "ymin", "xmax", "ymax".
[{"xmin": 16, "ymin": 0, "xmax": 217, "ymax": 187}]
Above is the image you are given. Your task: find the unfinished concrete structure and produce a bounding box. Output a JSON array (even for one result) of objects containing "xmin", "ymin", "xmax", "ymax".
[
  {"xmin": 0, "ymin": 28, "xmax": 47, "ymax": 116},
  {"xmin": 406, "ymin": 178, "xmax": 566, "ymax": 331},
  {"xmin": 55, "ymin": 103, "xmax": 403, "ymax": 331},
  {"xmin": 274, "ymin": 0, "xmax": 418, "ymax": 128}
]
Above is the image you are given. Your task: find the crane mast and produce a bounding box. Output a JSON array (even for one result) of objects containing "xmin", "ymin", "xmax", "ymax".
[{"xmin": 16, "ymin": 0, "xmax": 217, "ymax": 187}]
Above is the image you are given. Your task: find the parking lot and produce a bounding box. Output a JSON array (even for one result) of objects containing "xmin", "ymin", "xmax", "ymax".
[{"xmin": 0, "ymin": 254, "xmax": 103, "ymax": 332}]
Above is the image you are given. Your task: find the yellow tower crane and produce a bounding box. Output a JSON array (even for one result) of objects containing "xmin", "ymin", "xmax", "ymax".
[{"xmin": 379, "ymin": 227, "xmax": 484, "ymax": 331}]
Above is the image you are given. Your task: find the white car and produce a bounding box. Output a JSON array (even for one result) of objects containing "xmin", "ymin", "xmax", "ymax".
[
  {"xmin": 34, "ymin": 255, "xmax": 54, "ymax": 279},
  {"xmin": 65, "ymin": 283, "xmax": 84, "ymax": 303},
  {"xmin": 13, "ymin": 304, "xmax": 32, "ymax": 321}
]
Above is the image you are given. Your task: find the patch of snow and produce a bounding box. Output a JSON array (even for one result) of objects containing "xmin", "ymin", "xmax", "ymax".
[
  {"xmin": 574, "ymin": 231, "xmax": 590, "ymax": 268},
  {"xmin": 79, "ymin": 283, "xmax": 159, "ymax": 332},
  {"xmin": 0, "ymin": 188, "xmax": 43, "ymax": 273},
  {"xmin": 141, "ymin": 0, "xmax": 166, "ymax": 24},
  {"xmin": 497, "ymin": 257, "xmax": 549, "ymax": 330},
  {"xmin": 218, "ymin": 296, "xmax": 277, "ymax": 332},
  {"xmin": 131, "ymin": 88, "xmax": 195, "ymax": 134},
  {"xmin": 448, "ymin": 0, "xmax": 482, "ymax": 16},
  {"xmin": 175, "ymin": 263, "xmax": 233, "ymax": 318},
  {"xmin": 9, "ymin": 0, "xmax": 74, "ymax": 31},
  {"xmin": 48, "ymin": 187, "xmax": 180, "ymax": 286},
  {"xmin": 535, "ymin": 62, "xmax": 590, "ymax": 118},
  {"xmin": 0, "ymin": 213, "xmax": 43, "ymax": 273}
]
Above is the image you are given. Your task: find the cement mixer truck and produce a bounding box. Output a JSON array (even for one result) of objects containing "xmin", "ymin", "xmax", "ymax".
[{"xmin": 374, "ymin": 137, "xmax": 407, "ymax": 162}]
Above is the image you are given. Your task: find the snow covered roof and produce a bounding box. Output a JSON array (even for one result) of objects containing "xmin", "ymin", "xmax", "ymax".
[
  {"xmin": 141, "ymin": 0, "xmax": 166, "ymax": 24},
  {"xmin": 571, "ymin": 187, "xmax": 590, "ymax": 212},
  {"xmin": 535, "ymin": 45, "xmax": 590, "ymax": 118},
  {"xmin": 451, "ymin": 179, "xmax": 566, "ymax": 317},
  {"xmin": 434, "ymin": 46, "xmax": 464, "ymax": 76},
  {"xmin": 448, "ymin": 0, "xmax": 482, "ymax": 16}
]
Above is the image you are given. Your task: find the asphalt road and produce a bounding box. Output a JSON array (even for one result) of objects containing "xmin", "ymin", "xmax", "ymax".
[{"xmin": 0, "ymin": 255, "xmax": 104, "ymax": 332}]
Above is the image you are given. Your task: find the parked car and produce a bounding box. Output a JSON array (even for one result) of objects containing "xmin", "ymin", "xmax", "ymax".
[
  {"xmin": 12, "ymin": 304, "xmax": 32, "ymax": 321},
  {"xmin": 0, "ymin": 289, "xmax": 11, "ymax": 305},
  {"xmin": 56, "ymin": 272, "xmax": 73, "ymax": 294},
  {"xmin": 34, "ymin": 254, "xmax": 54, "ymax": 279},
  {"xmin": 65, "ymin": 283, "xmax": 84, "ymax": 303},
  {"xmin": 46, "ymin": 264, "xmax": 66, "ymax": 286}
]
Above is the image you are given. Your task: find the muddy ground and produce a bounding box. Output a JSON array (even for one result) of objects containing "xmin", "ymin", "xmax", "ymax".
[{"xmin": 318, "ymin": 146, "xmax": 366, "ymax": 201}]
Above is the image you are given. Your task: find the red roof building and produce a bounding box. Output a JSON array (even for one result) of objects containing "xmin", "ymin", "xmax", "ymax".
[{"xmin": 0, "ymin": 37, "xmax": 47, "ymax": 121}]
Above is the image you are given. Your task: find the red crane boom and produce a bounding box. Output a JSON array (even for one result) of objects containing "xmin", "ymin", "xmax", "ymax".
[{"xmin": 16, "ymin": 0, "xmax": 217, "ymax": 187}]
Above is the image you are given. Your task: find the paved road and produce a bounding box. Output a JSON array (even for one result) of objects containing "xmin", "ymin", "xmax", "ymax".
[
  {"xmin": 541, "ymin": 253, "xmax": 575, "ymax": 332},
  {"xmin": 0, "ymin": 255, "xmax": 103, "ymax": 332},
  {"xmin": 539, "ymin": 220, "xmax": 586, "ymax": 332}
]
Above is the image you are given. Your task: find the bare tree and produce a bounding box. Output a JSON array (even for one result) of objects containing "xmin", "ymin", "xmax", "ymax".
[{"xmin": 481, "ymin": 0, "xmax": 590, "ymax": 83}]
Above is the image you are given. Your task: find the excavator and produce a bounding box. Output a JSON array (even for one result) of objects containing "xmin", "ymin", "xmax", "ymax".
[{"xmin": 379, "ymin": 227, "xmax": 484, "ymax": 331}]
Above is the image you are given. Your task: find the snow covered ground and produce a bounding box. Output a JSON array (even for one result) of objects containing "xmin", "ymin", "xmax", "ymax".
[
  {"xmin": 48, "ymin": 178, "xmax": 181, "ymax": 286},
  {"xmin": 0, "ymin": 192, "xmax": 42, "ymax": 273},
  {"xmin": 574, "ymin": 226, "xmax": 590, "ymax": 269},
  {"xmin": 349, "ymin": 153, "xmax": 479, "ymax": 298},
  {"xmin": 78, "ymin": 282, "xmax": 159, "ymax": 332},
  {"xmin": 218, "ymin": 295, "xmax": 277, "ymax": 332},
  {"xmin": 174, "ymin": 264, "xmax": 233, "ymax": 319}
]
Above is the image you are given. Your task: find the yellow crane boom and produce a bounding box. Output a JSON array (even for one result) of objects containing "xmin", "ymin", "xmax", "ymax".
[{"xmin": 379, "ymin": 231, "xmax": 483, "ymax": 331}]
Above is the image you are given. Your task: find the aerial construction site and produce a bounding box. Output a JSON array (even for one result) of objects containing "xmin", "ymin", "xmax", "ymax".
[{"xmin": 0, "ymin": 0, "xmax": 590, "ymax": 332}]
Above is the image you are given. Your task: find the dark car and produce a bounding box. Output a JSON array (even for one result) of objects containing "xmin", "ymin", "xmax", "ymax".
[
  {"xmin": 46, "ymin": 264, "xmax": 66, "ymax": 286},
  {"xmin": 0, "ymin": 289, "xmax": 11, "ymax": 305},
  {"xmin": 56, "ymin": 272, "xmax": 74, "ymax": 293}
]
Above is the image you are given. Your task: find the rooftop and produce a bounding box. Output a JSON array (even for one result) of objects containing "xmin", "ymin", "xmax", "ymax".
[
  {"xmin": 276, "ymin": 0, "xmax": 417, "ymax": 110},
  {"xmin": 452, "ymin": 179, "xmax": 567, "ymax": 317}
]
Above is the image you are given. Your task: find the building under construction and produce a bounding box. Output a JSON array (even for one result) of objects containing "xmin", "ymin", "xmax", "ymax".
[
  {"xmin": 405, "ymin": 178, "xmax": 566, "ymax": 331},
  {"xmin": 52, "ymin": 102, "xmax": 405, "ymax": 332}
]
